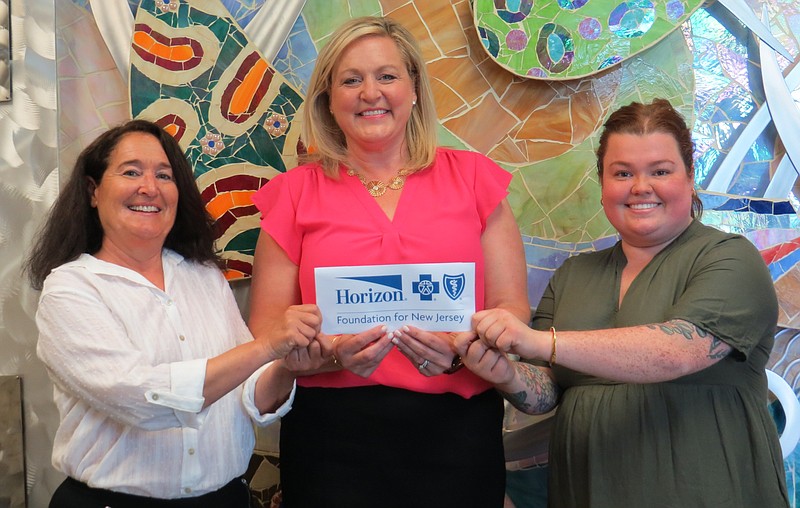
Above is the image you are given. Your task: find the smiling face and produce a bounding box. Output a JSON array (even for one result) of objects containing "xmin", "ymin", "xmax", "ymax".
[
  {"xmin": 328, "ymin": 35, "xmax": 417, "ymax": 156},
  {"xmin": 91, "ymin": 131, "xmax": 178, "ymax": 257},
  {"xmin": 601, "ymin": 131, "xmax": 695, "ymax": 251}
]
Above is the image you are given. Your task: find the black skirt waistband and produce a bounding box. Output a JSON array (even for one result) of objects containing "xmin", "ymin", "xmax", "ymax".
[{"xmin": 50, "ymin": 475, "xmax": 250, "ymax": 508}]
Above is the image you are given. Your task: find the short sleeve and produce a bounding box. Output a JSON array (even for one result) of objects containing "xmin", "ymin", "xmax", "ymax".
[
  {"xmin": 532, "ymin": 278, "xmax": 556, "ymax": 332},
  {"xmin": 667, "ymin": 235, "xmax": 778, "ymax": 357},
  {"xmin": 251, "ymin": 171, "xmax": 304, "ymax": 264},
  {"xmin": 470, "ymin": 152, "xmax": 513, "ymax": 231}
]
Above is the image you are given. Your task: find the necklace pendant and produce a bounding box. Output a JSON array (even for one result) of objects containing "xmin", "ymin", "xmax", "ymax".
[
  {"xmin": 388, "ymin": 176, "xmax": 405, "ymax": 190},
  {"xmin": 366, "ymin": 180, "xmax": 387, "ymax": 197},
  {"xmin": 347, "ymin": 165, "xmax": 411, "ymax": 198}
]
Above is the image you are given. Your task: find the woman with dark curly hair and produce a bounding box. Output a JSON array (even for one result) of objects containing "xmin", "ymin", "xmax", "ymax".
[{"xmin": 28, "ymin": 119, "xmax": 299, "ymax": 508}]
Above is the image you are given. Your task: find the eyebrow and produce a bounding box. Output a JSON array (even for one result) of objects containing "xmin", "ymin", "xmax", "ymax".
[
  {"xmin": 607, "ymin": 159, "xmax": 677, "ymax": 168},
  {"xmin": 335, "ymin": 64, "xmax": 403, "ymax": 75},
  {"xmin": 115, "ymin": 159, "xmax": 173, "ymax": 170}
]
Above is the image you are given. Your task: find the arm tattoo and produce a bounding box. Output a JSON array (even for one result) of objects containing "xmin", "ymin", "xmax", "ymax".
[
  {"xmin": 650, "ymin": 319, "xmax": 700, "ymax": 340},
  {"xmin": 499, "ymin": 362, "xmax": 560, "ymax": 414},
  {"xmin": 707, "ymin": 336, "xmax": 729, "ymax": 359},
  {"xmin": 646, "ymin": 319, "xmax": 728, "ymax": 360}
]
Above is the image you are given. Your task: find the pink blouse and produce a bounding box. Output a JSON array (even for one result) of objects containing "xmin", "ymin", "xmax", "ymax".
[{"xmin": 252, "ymin": 148, "xmax": 512, "ymax": 398}]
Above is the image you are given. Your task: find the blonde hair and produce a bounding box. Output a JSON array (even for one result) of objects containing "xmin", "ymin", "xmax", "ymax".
[{"xmin": 302, "ymin": 16, "xmax": 438, "ymax": 176}]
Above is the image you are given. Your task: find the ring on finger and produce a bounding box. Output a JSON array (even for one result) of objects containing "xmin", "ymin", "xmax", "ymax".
[{"xmin": 419, "ymin": 359, "xmax": 430, "ymax": 370}]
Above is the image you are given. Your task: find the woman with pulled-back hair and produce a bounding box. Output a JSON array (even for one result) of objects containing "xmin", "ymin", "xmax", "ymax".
[{"xmin": 460, "ymin": 99, "xmax": 789, "ymax": 507}]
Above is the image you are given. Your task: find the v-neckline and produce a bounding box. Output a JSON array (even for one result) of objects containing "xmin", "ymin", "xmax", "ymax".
[{"xmin": 614, "ymin": 221, "xmax": 696, "ymax": 310}]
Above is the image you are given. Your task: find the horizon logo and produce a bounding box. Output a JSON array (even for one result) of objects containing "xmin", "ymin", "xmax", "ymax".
[
  {"xmin": 412, "ymin": 274, "xmax": 439, "ymax": 301},
  {"xmin": 335, "ymin": 275, "xmax": 404, "ymax": 304}
]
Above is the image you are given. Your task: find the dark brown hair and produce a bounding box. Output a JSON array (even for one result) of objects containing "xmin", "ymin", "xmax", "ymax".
[
  {"xmin": 26, "ymin": 119, "xmax": 220, "ymax": 289},
  {"xmin": 596, "ymin": 98, "xmax": 702, "ymax": 218}
]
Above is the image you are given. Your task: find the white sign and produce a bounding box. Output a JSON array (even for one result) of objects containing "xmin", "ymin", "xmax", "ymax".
[{"xmin": 314, "ymin": 262, "xmax": 476, "ymax": 334}]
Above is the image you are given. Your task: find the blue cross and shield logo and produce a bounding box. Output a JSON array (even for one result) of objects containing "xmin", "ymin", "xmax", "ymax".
[
  {"xmin": 443, "ymin": 274, "xmax": 465, "ymax": 300},
  {"xmin": 412, "ymin": 274, "xmax": 439, "ymax": 301}
]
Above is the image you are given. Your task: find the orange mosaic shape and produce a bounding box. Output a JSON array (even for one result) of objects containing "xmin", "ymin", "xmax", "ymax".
[{"xmin": 132, "ymin": 24, "xmax": 204, "ymax": 71}]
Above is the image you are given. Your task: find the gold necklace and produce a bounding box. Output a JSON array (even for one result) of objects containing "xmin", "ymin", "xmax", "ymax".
[{"xmin": 347, "ymin": 167, "xmax": 413, "ymax": 197}]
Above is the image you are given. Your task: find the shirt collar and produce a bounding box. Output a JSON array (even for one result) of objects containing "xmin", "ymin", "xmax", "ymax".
[{"xmin": 58, "ymin": 249, "xmax": 186, "ymax": 287}]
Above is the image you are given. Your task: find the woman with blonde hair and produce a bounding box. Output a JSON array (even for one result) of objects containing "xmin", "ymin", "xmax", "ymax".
[{"xmin": 249, "ymin": 16, "xmax": 529, "ymax": 508}]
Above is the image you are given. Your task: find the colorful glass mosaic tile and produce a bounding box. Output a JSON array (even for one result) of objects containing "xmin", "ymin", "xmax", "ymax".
[
  {"xmin": 473, "ymin": 0, "xmax": 705, "ymax": 79},
  {"xmin": 130, "ymin": 0, "xmax": 305, "ymax": 279}
]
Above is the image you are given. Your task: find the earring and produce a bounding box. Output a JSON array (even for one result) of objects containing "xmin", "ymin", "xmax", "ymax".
[{"xmin": 412, "ymin": 100, "xmax": 416, "ymax": 106}]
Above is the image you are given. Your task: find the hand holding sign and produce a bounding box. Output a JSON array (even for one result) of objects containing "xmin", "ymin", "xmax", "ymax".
[
  {"xmin": 283, "ymin": 332, "xmax": 337, "ymax": 375},
  {"xmin": 332, "ymin": 325, "xmax": 394, "ymax": 378},
  {"xmin": 392, "ymin": 326, "xmax": 469, "ymax": 376},
  {"xmin": 259, "ymin": 303, "xmax": 321, "ymax": 359}
]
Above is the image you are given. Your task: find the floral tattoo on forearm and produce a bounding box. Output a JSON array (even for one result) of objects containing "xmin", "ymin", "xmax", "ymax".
[
  {"xmin": 499, "ymin": 362, "xmax": 559, "ymax": 414},
  {"xmin": 648, "ymin": 319, "xmax": 728, "ymax": 359}
]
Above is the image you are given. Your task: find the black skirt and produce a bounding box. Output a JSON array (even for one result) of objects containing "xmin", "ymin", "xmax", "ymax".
[{"xmin": 279, "ymin": 385, "xmax": 505, "ymax": 508}]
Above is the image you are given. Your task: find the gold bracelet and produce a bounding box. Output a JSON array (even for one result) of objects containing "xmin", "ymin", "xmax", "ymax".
[
  {"xmin": 332, "ymin": 335, "xmax": 341, "ymax": 366},
  {"xmin": 549, "ymin": 326, "xmax": 557, "ymax": 365}
]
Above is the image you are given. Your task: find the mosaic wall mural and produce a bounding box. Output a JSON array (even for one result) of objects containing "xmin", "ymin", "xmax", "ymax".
[
  {"xmin": 48, "ymin": 0, "xmax": 800, "ymax": 504},
  {"xmin": 473, "ymin": 0, "xmax": 706, "ymax": 79},
  {"xmin": 130, "ymin": 0, "xmax": 305, "ymax": 278}
]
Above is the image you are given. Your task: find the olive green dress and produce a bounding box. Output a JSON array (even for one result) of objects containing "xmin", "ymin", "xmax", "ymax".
[{"xmin": 533, "ymin": 221, "xmax": 789, "ymax": 508}]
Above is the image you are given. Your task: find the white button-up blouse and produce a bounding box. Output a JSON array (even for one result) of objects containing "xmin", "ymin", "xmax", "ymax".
[{"xmin": 36, "ymin": 250, "xmax": 294, "ymax": 498}]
